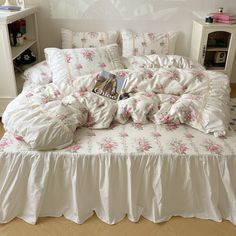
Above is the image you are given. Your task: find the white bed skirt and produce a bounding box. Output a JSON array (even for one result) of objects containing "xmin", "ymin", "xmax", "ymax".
[{"xmin": 1, "ymin": 151, "xmax": 236, "ymax": 225}]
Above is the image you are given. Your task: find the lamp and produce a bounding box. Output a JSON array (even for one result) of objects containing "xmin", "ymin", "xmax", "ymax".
[{"xmin": 2, "ymin": 0, "xmax": 13, "ymax": 6}]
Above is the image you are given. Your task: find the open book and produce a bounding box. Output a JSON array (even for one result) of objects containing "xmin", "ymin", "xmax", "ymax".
[{"xmin": 92, "ymin": 71, "xmax": 128, "ymax": 101}]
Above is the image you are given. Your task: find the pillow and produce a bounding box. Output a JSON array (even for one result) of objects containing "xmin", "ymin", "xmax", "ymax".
[
  {"xmin": 44, "ymin": 44, "xmax": 124, "ymax": 83},
  {"xmin": 122, "ymin": 54, "xmax": 205, "ymax": 70},
  {"xmin": 120, "ymin": 30, "xmax": 178, "ymax": 57},
  {"xmin": 61, "ymin": 28, "xmax": 119, "ymax": 49},
  {"xmin": 23, "ymin": 60, "xmax": 52, "ymax": 85}
]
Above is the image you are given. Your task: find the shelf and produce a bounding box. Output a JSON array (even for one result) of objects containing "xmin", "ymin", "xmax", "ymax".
[
  {"xmin": 0, "ymin": 7, "xmax": 38, "ymax": 24},
  {"xmin": 11, "ymin": 40, "xmax": 36, "ymax": 60},
  {"xmin": 205, "ymin": 66, "xmax": 225, "ymax": 71},
  {"xmin": 206, "ymin": 47, "xmax": 229, "ymax": 52}
]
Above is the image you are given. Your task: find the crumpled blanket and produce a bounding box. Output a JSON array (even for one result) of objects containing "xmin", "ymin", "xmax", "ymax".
[{"xmin": 2, "ymin": 66, "xmax": 230, "ymax": 150}]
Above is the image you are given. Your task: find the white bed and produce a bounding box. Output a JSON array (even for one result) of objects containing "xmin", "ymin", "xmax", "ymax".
[
  {"xmin": 0, "ymin": 107, "xmax": 236, "ymax": 224},
  {"xmin": 1, "ymin": 28, "xmax": 236, "ymax": 225}
]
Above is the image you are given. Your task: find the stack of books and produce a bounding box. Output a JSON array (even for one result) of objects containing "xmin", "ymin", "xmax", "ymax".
[
  {"xmin": 210, "ymin": 12, "xmax": 236, "ymax": 24},
  {"xmin": 0, "ymin": 5, "xmax": 21, "ymax": 11}
]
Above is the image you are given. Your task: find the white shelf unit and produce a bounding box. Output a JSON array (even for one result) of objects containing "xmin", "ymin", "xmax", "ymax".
[
  {"xmin": 0, "ymin": 6, "xmax": 40, "ymax": 116},
  {"xmin": 190, "ymin": 20, "xmax": 236, "ymax": 78}
]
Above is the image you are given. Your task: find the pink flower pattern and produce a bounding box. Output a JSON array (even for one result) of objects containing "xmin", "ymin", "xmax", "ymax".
[
  {"xmin": 135, "ymin": 138, "xmax": 152, "ymax": 152},
  {"xmin": 66, "ymin": 144, "xmax": 81, "ymax": 151},
  {"xmin": 99, "ymin": 137, "xmax": 118, "ymax": 153},
  {"xmin": 82, "ymin": 49, "xmax": 95, "ymax": 61},
  {"xmin": 170, "ymin": 140, "xmax": 188, "ymax": 154},
  {"xmin": 132, "ymin": 123, "xmax": 144, "ymax": 130},
  {"xmin": 119, "ymin": 132, "xmax": 129, "ymax": 138},
  {"xmin": 0, "ymin": 139, "xmax": 13, "ymax": 149},
  {"xmin": 152, "ymin": 131, "xmax": 161, "ymax": 138},
  {"xmin": 203, "ymin": 140, "xmax": 222, "ymax": 155}
]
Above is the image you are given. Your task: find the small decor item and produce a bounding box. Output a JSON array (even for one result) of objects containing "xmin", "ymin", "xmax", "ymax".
[
  {"xmin": 8, "ymin": 19, "xmax": 27, "ymax": 46},
  {"xmin": 209, "ymin": 9, "xmax": 236, "ymax": 24},
  {"xmin": 205, "ymin": 16, "xmax": 213, "ymax": 23},
  {"xmin": 218, "ymin": 7, "xmax": 223, "ymax": 13},
  {"xmin": 0, "ymin": 0, "xmax": 21, "ymax": 10},
  {"xmin": 15, "ymin": 49, "xmax": 36, "ymax": 66},
  {"xmin": 16, "ymin": 0, "xmax": 25, "ymax": 10}
]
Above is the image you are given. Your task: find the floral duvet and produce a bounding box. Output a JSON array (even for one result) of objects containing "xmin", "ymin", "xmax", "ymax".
[{"xmin": 2, "ymin": 58, "xmax": 230, "ymax": 150}]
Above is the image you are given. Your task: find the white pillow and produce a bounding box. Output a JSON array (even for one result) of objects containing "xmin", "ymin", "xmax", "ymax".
[
  {"xmin": 61, "ymin": 28, "xmax": 119, "ymax": 49},
  {"xmin": 44, "ymin": 44, "xmax": 124, "ymax": 83},
  {"xmin": 121, "ymin": 30, "xmax": 178, "ymax": 57},
  {"xmin": 23, "ymin": 61, "xmax": 52, "ymax": 85}
]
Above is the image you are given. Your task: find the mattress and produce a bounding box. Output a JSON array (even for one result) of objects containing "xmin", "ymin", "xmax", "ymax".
[{"xmin": 0, "ymin": 99, "xmax": 236, "ymax": 225}]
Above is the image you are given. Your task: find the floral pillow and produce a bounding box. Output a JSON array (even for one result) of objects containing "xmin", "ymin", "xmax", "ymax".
[
  {"xmin": 44, "ymin": 44, "xmax": 124, "ymax": 83},
  {"xmin": 120, "ymin": 30, "xmax": 178, "ymax": 57},
  {"xmin": 61, "ymin": 28, "xmax": 119, "ymax": 49}
]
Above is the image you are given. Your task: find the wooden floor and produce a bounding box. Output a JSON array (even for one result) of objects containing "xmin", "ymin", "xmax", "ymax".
[{"xmin": 0, "ymin": 84, "xmax": 236, "ymax": 235}]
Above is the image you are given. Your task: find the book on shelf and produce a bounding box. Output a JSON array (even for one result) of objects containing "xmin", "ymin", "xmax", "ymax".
[
  {"xmin": 92, "ymin": 70, "xmax": 128, "ymax": 101},
  {"xmin": 0, "ymin": 5, "xmax": 21, "ymax": 11}
]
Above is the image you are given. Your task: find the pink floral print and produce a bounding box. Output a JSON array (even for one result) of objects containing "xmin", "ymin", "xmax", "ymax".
[
  {"xmin": 155, "ymin": 84, "xmax": 164, "ymax": 92},
  {"xmin": 82, "ymin": 49, "xmax": 95, "ymax": 61},
  {"xmin": 203, "ymin": 140, "xmax": 222, "ymax": 155},
  {"xmin": 159, "ymin": 114, "xmax": 173, "ymax": 124},
  {"xmin": 99, "ymin": 137, "xmax": 118, "ymax": 153},
  {"xmin": 143, "ymin": 70, "xmax": 153, "ymax": 79},
  {"xmin": 132, "ymin": 123, "xmax": 144, "ymax": 130},
  {"xmin": 88, "ymin": 32, "xmax": 99, "ymax": 38},
  {"xmin": 119, "ymin": 132, "xmax": 129, "ymax": 138},
  {"xmin": 182, "ymin": 108, "xmax": 197, "ymax": 123},
  {"xmin": 116, "ymin": 71, "xmax": 129, "ymax": 78},
  {"xmin": 166, "ymin": 70, "xmax": 179, "ymax": 81},
  {"xmin": 14, "ymin": 135, "xmax": 24, "ymax": 142},
  {"xmin": 109, "ymin": 122, "xmax": 118, "ymax": 129},
  {"xmin": 122, "ymin": 107, "xmax": 132, "ymax": 120},
  {"xmin": 76, "ymin": 64, "xmax": 83, "ymax": 70},
  {"xmin": 56, "ymin": 114, "xmax": 67, "ymax": 121},
  {"xmin": 170, "ymin": 140, "xmax": 188, "ymax": 154},
  {"xmin": 135, "ymin": 138, "xmax": 152, "ymax": 152},
  {"xmin": 165, "ymin": 123, "xmax": 179, "ymax": 131},
  {"xmin": 87, "ymin": 112, "xmax": 95, "ymax": 128},
  {"xmin": 65, "ymin": 53, "xmax": 72, "ymax": 63},
  {"xmin": 147, "ymin": 33, "xmax": 156, "ymax": 41},
  {"xmin": 66, "ymin": 144, "xmax": 81, "ymax": 151},
  {"xmin": 184, "ymin": 133, "xmax": 194, "ymax": 139},
  {"xmin": 99, "ymin": 63, "xmax": 107, "ymax": 69},
  {"xmin": 152, "ymin": 131, "xmax": 161, "ymax": 138},
  {"xmin": 0, "ymin": 139, "xmax": 13, "ymax": 149},
  {"xmin": 26, "ymin": 92, "xmax": 33, "ymax": 98},
  {"xmin": 192, "ymin": 71, "xmax": 206, "ymax": 82}
]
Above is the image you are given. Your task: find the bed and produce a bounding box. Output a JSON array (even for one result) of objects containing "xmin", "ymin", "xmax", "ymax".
[{"xmin": 1, "ymin": 28, "xmax": 236, "ymax": 225}]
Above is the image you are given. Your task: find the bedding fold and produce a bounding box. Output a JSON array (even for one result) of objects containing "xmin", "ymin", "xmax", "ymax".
[{"xmin": 3, "ymin": 65, "xmax": 230, "ymax": 150}]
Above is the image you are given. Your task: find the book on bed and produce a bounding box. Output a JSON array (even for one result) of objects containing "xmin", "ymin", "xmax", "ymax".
[{"xmin": 92, "ymin": 70, "xmax": 128, "ymax": 101}]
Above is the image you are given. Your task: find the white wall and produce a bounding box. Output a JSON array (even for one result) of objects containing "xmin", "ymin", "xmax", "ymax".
[{"xmin": 2, "ymin": 0, "xmax": 236, "ymax": 81}]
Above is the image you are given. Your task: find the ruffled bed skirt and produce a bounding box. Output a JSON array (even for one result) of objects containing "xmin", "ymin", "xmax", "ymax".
[{"xmin": 1, "ymin": 151, "xmax": 236, "ymax": 225}]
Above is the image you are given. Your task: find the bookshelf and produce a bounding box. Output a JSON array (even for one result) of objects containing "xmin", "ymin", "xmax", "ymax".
[
  {"xmin": 190, "ymin": 20, "xmax": 236, "ymax": 78},
  {"xmin": 0, "ymin": 6, "xmax": 40, "ymax": 115}
]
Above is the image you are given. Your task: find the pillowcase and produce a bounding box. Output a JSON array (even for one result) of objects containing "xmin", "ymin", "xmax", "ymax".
[
  {"xmin": 120, "ymin": 30, "xmax": 178, "ymax": 57},
  {"xmin": 122, "ymin": 54, "xmax": 205, "ymax": 70},
  {"xmin": 61, "ymin": 28, "xmax": 119, "ymax": 49},
  {"xmin": 44, "ymin": 44, "xmax": 124, "ymax": 83},
  {"xmin": 23, "ymin": 60, "xmax": 52, "ymax": 85}
]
